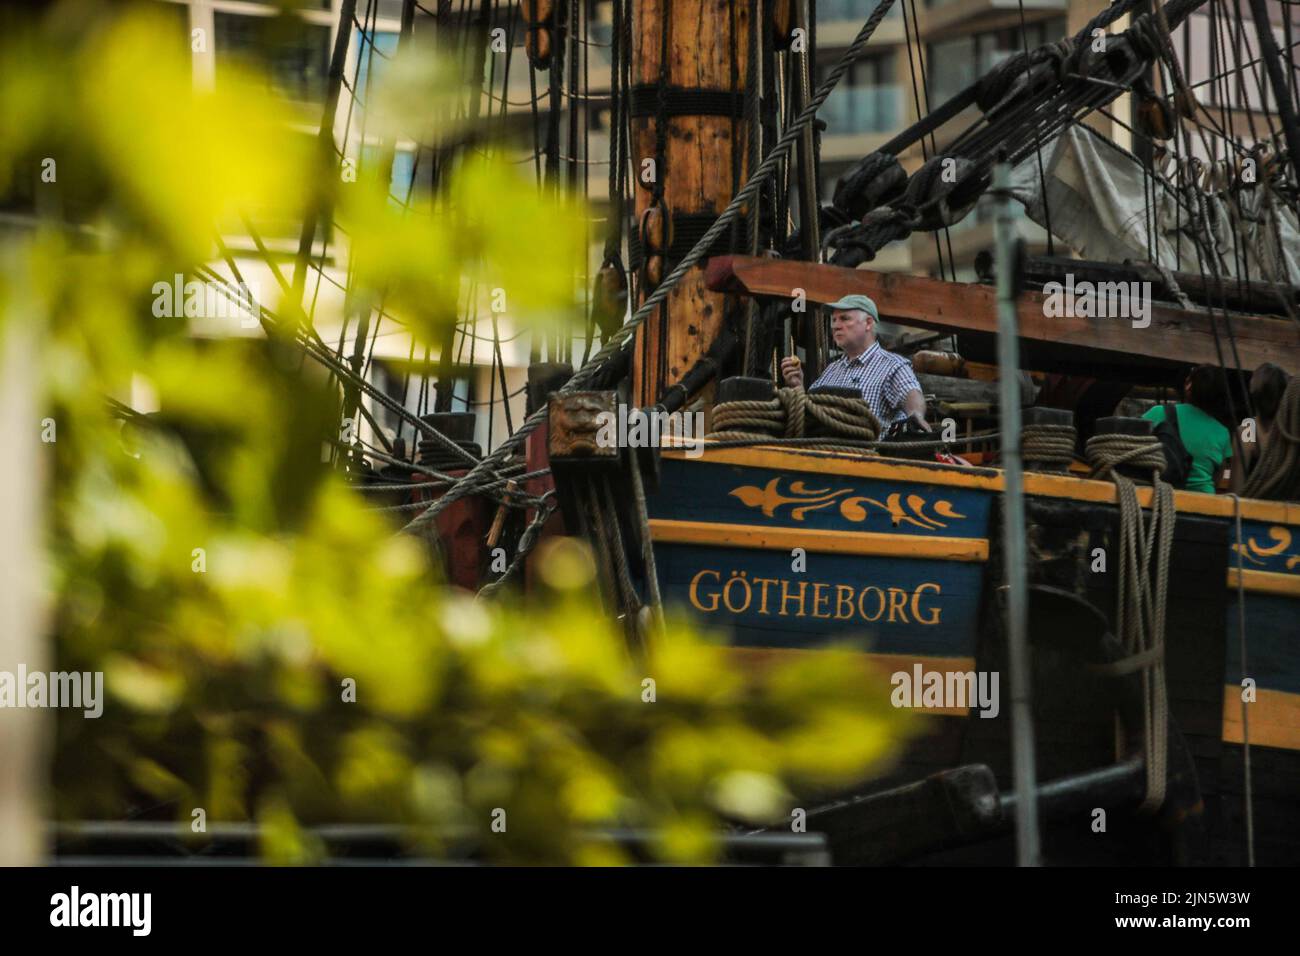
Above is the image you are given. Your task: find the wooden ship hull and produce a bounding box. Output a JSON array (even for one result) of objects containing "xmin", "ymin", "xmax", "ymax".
[
  {"xmin": 642, "ymin": 444, "xmax": 1300, "ymax": 864},
  {"xmin": 513, "ymin": 0, "xmax": 1300, "ymax": 865},
  {"xmin": 391, "ymin": 0, "xmax": 1300, "ymax": 865}
]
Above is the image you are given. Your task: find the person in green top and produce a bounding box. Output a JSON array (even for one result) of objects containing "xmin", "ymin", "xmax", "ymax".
[{"xmin": 1142, "ymin": 365, "xmax": 1233, "ymax": 494}]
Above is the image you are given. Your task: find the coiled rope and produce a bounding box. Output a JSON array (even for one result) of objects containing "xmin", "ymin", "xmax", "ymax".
[
  {"xmin": 708, "ymin": 387, "xmax": 882, "ymax": 448},
  {"xmin": 1085, "ymin": 433, "xmax": 1168, "ymax": 482},
  {"xmin": 1021, "ymin": 423, "xmax": 1077, "ymax": 472}
]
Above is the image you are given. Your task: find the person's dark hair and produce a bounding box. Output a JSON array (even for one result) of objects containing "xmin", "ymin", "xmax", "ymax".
[
  {"xmin": 1250, "ymin": 362, "xmax": 1290, "ymax": 424},
  {"xmin": 1185, "ymin": 364, "xmax": 1227, "ymax": 419}
]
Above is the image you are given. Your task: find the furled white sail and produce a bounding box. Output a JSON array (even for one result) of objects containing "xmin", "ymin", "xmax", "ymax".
[{"xmin": 1008, "ymin": 123, "xmax": 1300, "ymax": 287}]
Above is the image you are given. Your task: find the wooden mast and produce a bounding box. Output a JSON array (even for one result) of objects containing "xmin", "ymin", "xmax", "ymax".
[{"xmin": 630, "ymin": 0, "xmax": 750, "ymax": 407}]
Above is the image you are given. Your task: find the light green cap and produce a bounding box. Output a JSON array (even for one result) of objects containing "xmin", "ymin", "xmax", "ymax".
[{"xmin": 825, "ymin": 294, "xmax": 879, "ymax": 322}]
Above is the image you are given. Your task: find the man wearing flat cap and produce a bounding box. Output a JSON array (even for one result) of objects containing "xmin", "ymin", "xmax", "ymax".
[{"xmin": 779, "ymin": 294, "xmax": 930, "ymax": 431}]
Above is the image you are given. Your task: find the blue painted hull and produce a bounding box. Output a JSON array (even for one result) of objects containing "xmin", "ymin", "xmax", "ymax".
[{"xmin": 647, "ymin": 447, "xmax": 1300, "ymax": 753}]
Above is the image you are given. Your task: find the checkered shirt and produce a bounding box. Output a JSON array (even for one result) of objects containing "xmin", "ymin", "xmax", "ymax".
[{"xmin": 809, "ymin": 341, "xmax": 921, "ymax": 425}]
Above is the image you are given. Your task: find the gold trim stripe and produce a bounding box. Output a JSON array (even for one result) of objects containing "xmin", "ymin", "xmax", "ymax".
[
  {"xmin": 649, "ymin": 518, "xmax": 989, "ymax": 562},
  {"xmin": 1222, "ymin": 686, "xmax": 1300, "ymax": 751},
  {"xmin": 651, "ymin": 521, "xmax": 1300, "ymax": 593},
  {"xmin": 1227, "ymin": 568, "xmax": 1300, "ymax": 598},
  {"xmin": 672, "ymin": 445, "xmax": 1300, "ymax": 526}
]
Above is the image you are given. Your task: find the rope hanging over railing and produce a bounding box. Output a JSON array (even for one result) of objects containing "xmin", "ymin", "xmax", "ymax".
[{"xmin": 1086, "ymin": 430, "xmax": 1177, "ymax": 812}]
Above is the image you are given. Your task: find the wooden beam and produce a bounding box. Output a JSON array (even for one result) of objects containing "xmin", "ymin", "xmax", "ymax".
[
  {"xmin": 705, "ymin": 255, "xmax": 1300, "ymax": 377},
  {"xmin": 1020, "ymin": 255, "xmax": 1300, "ymax": 318},
  {"xmin": 649, "ymin": 518, "xmax": 990, "ymax": 562}
]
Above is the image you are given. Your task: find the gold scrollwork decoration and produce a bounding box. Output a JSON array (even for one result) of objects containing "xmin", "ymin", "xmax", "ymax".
[
  {"xmin": 1232, "ymin": 526, "xmax": 1300, "ymax": 572},
  {"xmin": 730, "ymin": 478, "xmax": 966, "ymax": 528},
  {"xmin": 729, "ymin": 478, "xmax": 850, "ymax": 520}
]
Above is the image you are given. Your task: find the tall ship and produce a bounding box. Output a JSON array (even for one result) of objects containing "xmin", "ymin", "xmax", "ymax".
[
  {"xmin": 47, "ymin": 0, "xmax": 1297, "ymax": 866},
  {"xmin": 345, "ymin": 0, "xmax": 1300, "ymax": 866}
]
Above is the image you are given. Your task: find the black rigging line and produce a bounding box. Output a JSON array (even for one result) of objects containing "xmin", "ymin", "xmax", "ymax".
[
  {"xmin": 544, "ymin": 0, "xmax": 565, "ymax": 193},
  {"xmin": 1016, "ymin": 0, "xmax": 1055, "ymax": 258},
  {"xmin": 1202, "ymin": 1, "xmax": 1256, "ymax": 382},
  {"xmin": 580, "ymin": 0, "xmax": 594, "ymax": 368},
  {"xmin": 909, "ymin": 0, "xmax": 958, "ymax": 275},
  {"xmin": 333, "ymin": 0, "xmax": 383, "ymax": 465},
  {"xmin": 1156, "ymin": 4, "xmax": 1254, "ymax": 433},
  {"xmin": 899, "ymin": 0, "xmax": 946, "ymax": 280},
  {"xmin": 528, "ymin": 43, "xmax": 544, "ymax": 185},
  {"xmin": 1224, "ymin": 2, "xmax": 1262, "ymax": 310}
]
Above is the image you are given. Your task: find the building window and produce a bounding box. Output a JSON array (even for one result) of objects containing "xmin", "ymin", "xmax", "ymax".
[
  {"xmin": 818, "ymin": 0, "xmax": 900, "ymax": 23},
  {"xmin": 370, "ymin": 359, "xmax": 477, "ymax": 437},
  {"xmin": 927, "ymin": 19, "xmax": 1067, "ymax": 105},
  {"xmin": 818, "ymin": 52, "xmax": 901, "ymax": 135},
  {"xmin": 359, "ymin": 145, "xmax": 431, "ymax": 203},
  {"xmin": 354, "ymin": 29, "xmax": 400, "ymax": 98},
  {"xmin": 1176, "ymin": 11, "xmax": 1274, "ymax": 113},
  {"xmin": 215, "ymin": 12, "xmax": 332, "ymax": 105}
]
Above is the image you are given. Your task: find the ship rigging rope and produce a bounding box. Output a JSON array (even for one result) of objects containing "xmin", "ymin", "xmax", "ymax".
[
  {"xmin": 398, "ymin": 0, "xmax": 905, "ymax": 540},
  {"xmin": 193, "ymin": 265, "xmax": 497, "ymax": 481},
  {"xmin": 1144, "ymin": 1, "xmax": 1259, "ymax": 430},
  {"xmin": 477, "ymin": 492, "xmax": 558, "ymax": 598},
  {"xmin": 823, "ymin": 0, "xmax": 1213, "ymax": 263},
  {"xmin": 1085, "ymin": 434, "xmax": 1176, "ymax": 812},
  {"xmin": 900, "ymin": 0, "xmax": 951, "ymax": 280}
]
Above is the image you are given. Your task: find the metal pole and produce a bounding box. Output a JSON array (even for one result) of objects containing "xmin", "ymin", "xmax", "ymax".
[{"xmin": 993, "ymin": 159, "xmax": 1040, "ymax": 867}]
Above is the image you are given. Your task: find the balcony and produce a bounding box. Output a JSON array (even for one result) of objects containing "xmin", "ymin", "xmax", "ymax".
[
  {"xmin": 921, "ymin": 0, "xmax": 1069, "ymax": 43},
  {"xmin": 819, "ymin": 84, "xmax": 905, "ymax": 135},
  {"xmin": 817, "ymin": 0, "xmax": 902, "ymax": 23},
  {"xmin": 816, "ymin": 0, "xmax": 906, "ymax": 48}
]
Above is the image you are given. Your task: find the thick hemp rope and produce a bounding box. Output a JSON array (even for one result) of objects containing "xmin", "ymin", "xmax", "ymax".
[
  {"xmin": 708, "ymin": 387, "xmax": 881, "ymax": 447},
  {"xmin": 1085, "ymin": 433, "xmax": 1168, "ymax": 482},
  {"xmin": 1086, "ymin": 431, "xmax": 1176, "ymax": 811},
  {"xmin": 1021, "ymin": 423, "xmax": 1077, "ymax": 472}
]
